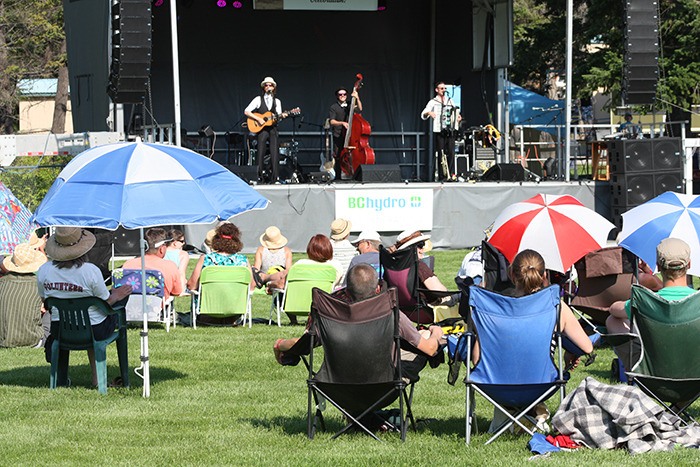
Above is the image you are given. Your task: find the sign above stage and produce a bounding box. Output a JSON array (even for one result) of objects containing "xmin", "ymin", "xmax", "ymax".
[
  {"xmin": 254, "ymin": 0, "xmax": 378, "ymax": 11},
  {"xmin": 335, "ymin": 187, "xmax": 433, "ymax": 232}
]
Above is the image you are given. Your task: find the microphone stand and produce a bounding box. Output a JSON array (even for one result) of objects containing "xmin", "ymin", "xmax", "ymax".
[{"xmin": 299, "ymin": 120, "xmax": 329, "ymax": 172}]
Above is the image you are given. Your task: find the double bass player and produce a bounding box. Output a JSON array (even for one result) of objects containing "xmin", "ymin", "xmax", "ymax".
[{"xmin": 329, "ymin": 87, "xmax": 363, "ymax": 181}]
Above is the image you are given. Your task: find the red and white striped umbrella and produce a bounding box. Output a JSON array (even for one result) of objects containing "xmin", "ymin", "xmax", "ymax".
[{"xmin": 488, "ymin": 194, "xmax": 615, "ymax": 272}]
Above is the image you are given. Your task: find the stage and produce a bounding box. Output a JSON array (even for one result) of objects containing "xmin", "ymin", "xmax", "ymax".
[{"xmin": 184, "ymin": 179, "xmax": 611, "ymax": 254}]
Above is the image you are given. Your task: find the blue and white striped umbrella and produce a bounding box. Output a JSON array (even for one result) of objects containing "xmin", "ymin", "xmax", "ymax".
[
  {"xmin": 31, "ymin": 141, "xmax": 269, "ymax": 398},
  {"xmin": 31, "ymin": 141, "xmax": 269, "ymax": 229},
  {"xmin": 618, "ymin": 191, "xmax": 700, "ymax": 275}
]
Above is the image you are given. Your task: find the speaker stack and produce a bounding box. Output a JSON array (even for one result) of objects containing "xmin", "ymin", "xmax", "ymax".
[
  {"xmin": 609, "ymin": 138, "xmax": 683, "ymax": 227},
  {"xmin": 623, "ymin": 0, "xmax": 659, "ymax": 105},
  {"xmin": 107, "ymin": 0, "xmax": 152, "ymax": 103}
]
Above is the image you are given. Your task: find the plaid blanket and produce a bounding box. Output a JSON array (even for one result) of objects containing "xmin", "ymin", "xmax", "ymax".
[{"xmin": 552, "ymin": 377, "xmax": 700, "ymax": 454}]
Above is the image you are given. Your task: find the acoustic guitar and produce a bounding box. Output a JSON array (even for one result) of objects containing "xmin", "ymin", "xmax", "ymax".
[{"xmin": 247, "ymin": 107, "xmax": 301, "ymax": 134}]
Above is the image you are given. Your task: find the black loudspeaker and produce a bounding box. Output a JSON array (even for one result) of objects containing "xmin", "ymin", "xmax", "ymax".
[
  {"xmin": 113, "ymin": 226, "xmax": 141, "ymax": 256},
  {"xmin": 354, "ymin": 164, "xmax": 402, "ymax": 183},
  {"xmin": 308, "ymin": 171, "xmax": 332, "ymax": 183},
  {"xmin": 623, "ymin": 0, "xmax": 659, "ymax": 105},
  {"xmin": 227, "ymin": 165, "xmax": 259, "ymax": 184},
  {"xmin": 608, "ymin": 138, "xmax": 681, "ymax": 173},
  {"xmin": 609, "ymin": 137, "xmax": 683, "ymax": 227},
  {"xmin": 481, "ymin": 163, "xmax": 525, "ymax": 182},
  {"xmin": 107, "ymin": 0, "xmax": 152, "ymax": 103},
  {"xmin": 610, "ymin": 171, "xmax": 683, "ymax": 206}
]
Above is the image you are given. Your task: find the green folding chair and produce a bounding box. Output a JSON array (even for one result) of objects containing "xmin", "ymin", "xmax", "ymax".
[
  {"xmin": 193, "ymin": 266, "xmax": 252, "ymax": 329},
  {"xmin": 46, "ymin": 297, "xmax": 129, "ymax": 395},
  {"xmin": 270, "ymin": 263, "xmax": 337, "ymax": 326},
  {"xmin": 624, "ymin": 284, "xmax": 700, "ymax": 423}
]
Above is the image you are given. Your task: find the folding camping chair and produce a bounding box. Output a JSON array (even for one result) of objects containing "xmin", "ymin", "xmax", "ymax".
[
  {"xmin": 306, "ymin": 287, "xmax": 415, "ymax": 441},
  {"xmin": 571, "ymin": 246, "xmax": 636, "ymax": 325},
  {"xmin": 191, "ymin": 266, "xmax": 252, "ymax": 329},
  {"xmin": 464, "ymin": 285, "xmax": 566, "ymax": 444},
  {"xmin": 269, "ymin": 262, "xmax": 336, "ymax": 326},
  {"xmin": 613, "ymin": 285, "xmax": 700, "ymax": 423},
  {"xmin": 46, "ymin": 297, "xmax": 129, "ymax": 395},
  {"xmin": 112, "ymin": 268, "xmax": 174, "ymax": 331},
  {"xmin": 379, "ymin": 245, "xmax": 455, "ymax": 324}
]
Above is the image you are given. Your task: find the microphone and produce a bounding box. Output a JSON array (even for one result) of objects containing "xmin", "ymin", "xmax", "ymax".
[
  {"xmin": 445, "ymin": 90, "xmax": 450, "ymax": 97},
  {"xmin": 298, "ymin": 116, "xmax": 304, "ymax": 129}
]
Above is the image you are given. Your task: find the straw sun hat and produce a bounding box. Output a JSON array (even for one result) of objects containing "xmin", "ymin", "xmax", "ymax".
[
  {"xmin": 330, "ymin": 218, "xmax": 352, "ymax": 240},
  {"xmin": 260, "ymin": 226, "xmax": 288, "ymax": 249},
  {"xmin": 44, "ymin": 227, "xmax": 96, "ymax": 261},
  {"xmin": 2, "ymin": 242, "xmax": 47, "ymax": 273}
]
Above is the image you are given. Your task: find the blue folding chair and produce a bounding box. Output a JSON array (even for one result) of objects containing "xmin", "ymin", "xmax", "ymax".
[{"xmin": 464, "ymin": 285, "xmax": 566, "ymax": 444}]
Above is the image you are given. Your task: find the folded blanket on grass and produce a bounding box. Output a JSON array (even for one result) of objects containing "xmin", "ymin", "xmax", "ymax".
[{"xmin": 552, "ymin": 377, "xmax": 700, "ymax": 454}]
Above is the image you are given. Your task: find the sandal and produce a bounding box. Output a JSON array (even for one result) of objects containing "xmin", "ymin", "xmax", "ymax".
[{"xmin": 251, "ymin": 268, "xmax": 264, "ymax": 289}]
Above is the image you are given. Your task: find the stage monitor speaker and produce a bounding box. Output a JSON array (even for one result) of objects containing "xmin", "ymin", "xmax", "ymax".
[
  {"xmin": 108, "ymin": 0, "xmax": 152, "ymax": 104},
  {"xmin": 608, "ymin": 138, "xmax": 681, "ymax": 174},
  {"xmin": 623, "ymin": 0, "xmax": 659, "ymax": 105},
  {"xmin": 308, "ymin": 171, "xmax": 332, "ymax": 183},
  {"xmin": 227, "ymin": 165, "xmax": 258, "ymax": 184},
  {"xmin": 481, "ymin": 163, "xmax": 525, "ymax": 182},
  {"xmin": 354, "ymin": 164, "xmax": 402, "ymax": 183}
]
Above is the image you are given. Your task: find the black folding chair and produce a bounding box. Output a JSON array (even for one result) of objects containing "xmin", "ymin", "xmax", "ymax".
[{"xmin": 306, "ymin": 287, "xmax": 415, "ymax": 441}]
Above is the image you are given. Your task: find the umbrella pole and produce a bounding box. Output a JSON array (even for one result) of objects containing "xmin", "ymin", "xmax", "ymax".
[{"xmin": 137, "ymin": 227, "xmax": 151, "ymax": 398}]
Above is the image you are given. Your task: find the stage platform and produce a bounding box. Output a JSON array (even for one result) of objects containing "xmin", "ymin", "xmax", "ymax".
[{"xmin": 185, "ymin": 180, "xmax": 611, "ymax": 254}]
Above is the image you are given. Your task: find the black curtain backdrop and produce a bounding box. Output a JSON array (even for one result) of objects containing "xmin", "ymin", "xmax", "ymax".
[{"xmin": 147, "ymin": 0, "xmax": 490, "ymax": 140}]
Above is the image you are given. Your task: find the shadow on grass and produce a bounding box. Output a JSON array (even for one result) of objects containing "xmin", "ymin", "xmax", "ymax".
[
  {"xmin": 246, "ymin": 413, "xmax": 484, "ymax": 439},
  {"xmin": 0, "ymin": 364, "xmax": 185, "ymax": 389}
]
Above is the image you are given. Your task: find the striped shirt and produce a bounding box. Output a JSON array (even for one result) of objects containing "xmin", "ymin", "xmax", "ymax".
[{"xmin": 0, "ymin": 273, "xmax": 43, "ymax": 348}]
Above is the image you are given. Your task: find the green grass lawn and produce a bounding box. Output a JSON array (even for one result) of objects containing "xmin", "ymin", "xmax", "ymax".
[{"xmin": 1, "ymin": 250, "xmax": 699, "ymax": 465}]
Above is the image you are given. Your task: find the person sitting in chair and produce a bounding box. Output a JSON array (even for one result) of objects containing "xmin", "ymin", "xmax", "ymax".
[
  {"xmin": 37, "ymin": 227, "xmax": 133, "ymax": 385},
  {"xmin": 484, "ymin": 249, "xmax": 594, "ymax": 364},
  {"xmin": 341, "ymin": 230, "xmax": 382, "ymax": 287},
  {"xmin": 273, "ymin": 263, "xmax": 444, "ymax": 382},
  {"xmin": 123, "ymin": 228, "xmax": 183, "ymax": 300},
  {"xmin": 607, "ymin": 238, "xmax": 697, "ymax": 368}
]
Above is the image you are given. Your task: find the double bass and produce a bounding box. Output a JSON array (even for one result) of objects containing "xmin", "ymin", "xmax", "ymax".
[{"xmin": 338, "ymin": 73, "xmax": 375, "ymax": 177}]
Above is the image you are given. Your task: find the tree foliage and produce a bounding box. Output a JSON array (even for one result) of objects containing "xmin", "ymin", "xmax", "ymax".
[
  {"xmin": 0, "ymin": 0, "xmax": 65, "ymax": 134},
  {"xmin": 511, "ymin": 0, "xmax": 700, "ymax": 116}
]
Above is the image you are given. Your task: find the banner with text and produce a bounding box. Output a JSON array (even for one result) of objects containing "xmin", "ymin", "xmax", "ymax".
[
  {"xmin": 255, "ymin": 0, "xmax": 378, "ymax": 10},
  {"xmin": 335, "ymin": 188, "xmax": 433, "ymax": 232}
]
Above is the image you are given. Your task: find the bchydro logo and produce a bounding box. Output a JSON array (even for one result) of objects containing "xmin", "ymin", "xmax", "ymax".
[{"xmin": 347, "ymin": 195, "xmax": 421, "ymax": 211}]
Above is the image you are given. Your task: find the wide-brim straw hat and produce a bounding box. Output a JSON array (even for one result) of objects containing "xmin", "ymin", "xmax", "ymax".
[
  {"xmin": 3, "ymin": 242, "xmax": 47, "ymax": 273},
  {"xmin": 260, "ymin": 226, "xmax": 288, "ymax": 249},
  {"xmin": 330, "ymin": 218, "xmax": 352, "ymax": 240},
  {"xmin": 44, "ymin": 227, "xmax": 96, "ymax": 261},
  {"xmin": 260, "ymin": 76, "xmax": 277, "ymax": 88},
  {"xmin": 396, "ymin": 230, "xmax": 431, "ymax": 250}
]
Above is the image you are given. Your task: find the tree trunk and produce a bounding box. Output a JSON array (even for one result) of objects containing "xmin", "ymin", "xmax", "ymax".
[
  {"xmin": 0, "ymin": 0, "xmax": 15, "ymax": 134},
  {"xmin": 51, "ymin": 37, "xmax": 69, "ymax": 134}
]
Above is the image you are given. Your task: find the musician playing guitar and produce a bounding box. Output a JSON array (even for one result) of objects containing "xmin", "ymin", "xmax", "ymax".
[
  {"xmin": 244, "ymin": 76, "xmax": 290, "ymax": 184},
  {"xmin": 329, "ymin": 87, "xmax": 363, "ymax": 181},
  {"xmin": 421, "ymin": 81, "xmax": 462, "ymax": 181}
]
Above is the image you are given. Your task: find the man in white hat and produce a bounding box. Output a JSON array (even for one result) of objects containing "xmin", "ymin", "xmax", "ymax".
[
  {"xmin": 341, "ymin": 230, "xmax": 381, "ymax": 286},
  {"xmin": 244, "ymin": 76, "xmax": 290, "ymax": 184}
]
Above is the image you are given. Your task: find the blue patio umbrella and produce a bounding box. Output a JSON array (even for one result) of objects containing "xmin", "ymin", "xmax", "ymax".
[
  {"xmin": 618, "ymin": 191, "xmax": 700, "ymax": 276},
  {"xmin": 32, "ymin": 141, "xmax": 269, "ymax": 397}
]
